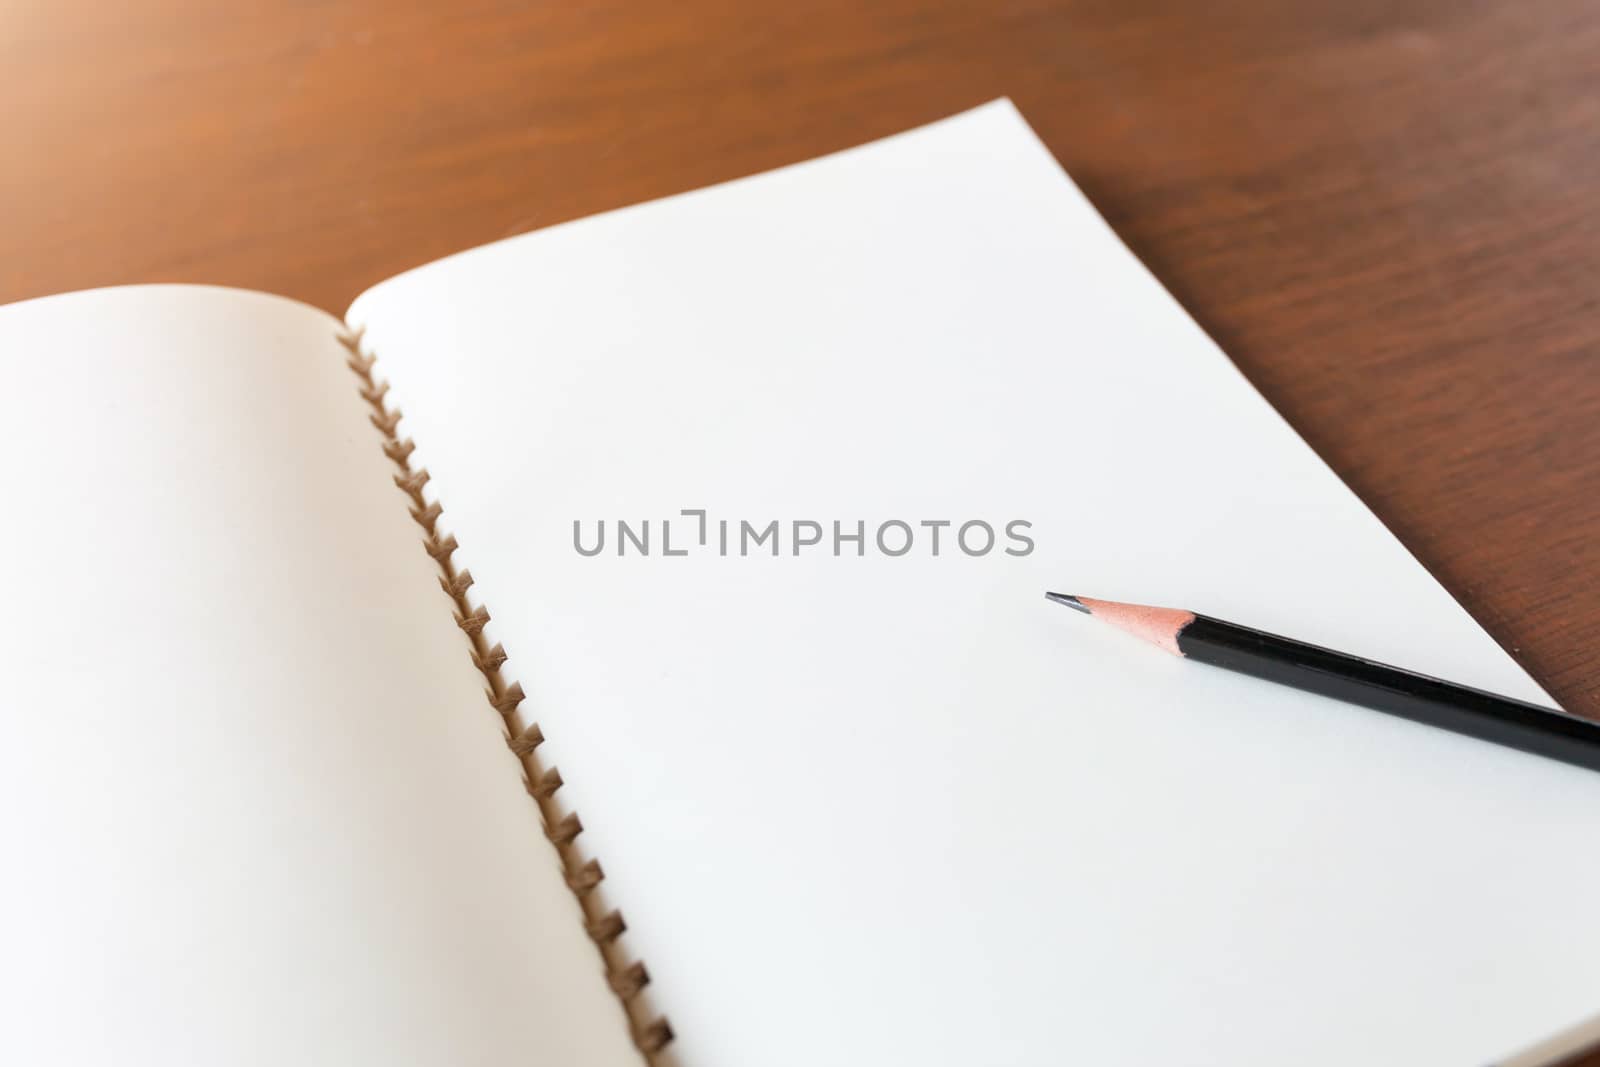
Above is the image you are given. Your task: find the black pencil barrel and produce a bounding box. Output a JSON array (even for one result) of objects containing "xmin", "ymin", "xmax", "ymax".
[{"xmin": 1177, "ymin": 615, "xmax": 1600, "ymax": 773}]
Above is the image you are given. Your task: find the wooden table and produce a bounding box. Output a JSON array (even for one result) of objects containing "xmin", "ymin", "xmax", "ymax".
[
  {"xmin": 11, "ymin": 1, "xmax": 1597, "ymax": 719},
  {"xmin": 5, "ymin": 1, "xmax": 1598, "ymax": 1061},
  {"xmin": 9, "ymin": 0, "xmax": 1598, "ymax": 712}
]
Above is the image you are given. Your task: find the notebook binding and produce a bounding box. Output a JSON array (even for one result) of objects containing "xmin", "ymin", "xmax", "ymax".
[{"xmin": 338, "ymin": 327, "xmax": 674, "ymax": 1062}]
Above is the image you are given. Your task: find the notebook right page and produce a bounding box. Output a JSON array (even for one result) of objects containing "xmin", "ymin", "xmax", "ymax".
[{"xmin": 348, "ymin": 100, "xmax": 1600, "ymax": 1067}]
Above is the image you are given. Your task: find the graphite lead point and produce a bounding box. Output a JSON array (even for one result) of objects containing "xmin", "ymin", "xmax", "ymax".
[{"xmin": 1045, "ymin": 591, "xmax": 1090, "ymax": 613}]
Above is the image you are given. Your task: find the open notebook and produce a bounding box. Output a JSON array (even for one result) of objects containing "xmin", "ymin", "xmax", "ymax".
[{"xmin": 5, "ymin": 100, "xmax": 1599, "ymax": 1066}]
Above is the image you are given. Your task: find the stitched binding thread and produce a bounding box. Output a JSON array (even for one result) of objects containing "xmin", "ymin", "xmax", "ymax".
[{"xmin": 338, "ymin": 327, "xmax": 674, "ymax": 1061}]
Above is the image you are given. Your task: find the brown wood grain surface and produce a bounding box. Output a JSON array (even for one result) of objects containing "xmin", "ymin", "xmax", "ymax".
[{"xmin": 4, "ymin": 0, "xmax": 1599, "ymax": 1060}]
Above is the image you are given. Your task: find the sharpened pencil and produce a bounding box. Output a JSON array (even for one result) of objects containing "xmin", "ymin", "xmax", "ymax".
[{"xmin": 1046, "ymin": 592, "xmax": 1600, "ymax": 774}]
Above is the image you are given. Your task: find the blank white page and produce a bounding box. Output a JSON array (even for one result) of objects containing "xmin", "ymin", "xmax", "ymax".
[
  {"xmin": 0, "ymin": 288, "xmax": 638, "ymax": 1066},
  {"xmin": 348, "ymin": 101, "xmax": 1600, "ymax": 1066}
]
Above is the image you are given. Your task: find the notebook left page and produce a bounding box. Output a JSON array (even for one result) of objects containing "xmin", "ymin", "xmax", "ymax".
[{"xmin": 0, "ymin": 287, "xmax": 638, "ymax": 1066}]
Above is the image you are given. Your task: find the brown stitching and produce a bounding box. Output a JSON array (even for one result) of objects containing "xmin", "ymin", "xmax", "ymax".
[
  {"xmin": 473, "ymin": 643, "xmax": 509, "ymax": 673},
  {"xmin": 526, "ymin": 767, "xmax": 563, "ymax": 798},
  {"xmin": 567, "ymin": 858, "xmax": 604, "ymax": 893},
  {"xmin": 507, "ymin": 722, "xmax": 544, "ymax": 757},
  {"xmin": 547, "ymin": 812, "xmax": 584, "ymax": 845},
  {"xmin": 410, "ymin": 500, "xmax": 444, "ymax": 528},
  {"xmin": 395, "ymin": 468, "xmax": 431, "ymax": 495},
  {"xmin": 438, "ymin": 569, "xmax": 474, "ymax": 598},
  {"xmin": 638, "ymin": 1020, "xmax": 675, "ymax": 1054},
  {"xmin": 369, "ymin": 409, "xmax": 403, "ymax": 435},
  {"xmin": 337, "ymin": 329, "xmax": 672, "ymax": 1062},
  {"xmin": 587, "ymin": 910, "xmax": 626, "ymax": 942},
  {"xmin": 424, "ymin": 533, "xmax": 458, "ymax": 561},
  {"xmin": 487, "ymin": 680, "xmax": 525, "ymax": 716},
  {"xmin": 609, "ymin": 961, "xmax": 650, "ymax": 999},
  {"xmin": 454, "ymin": 606, "xmax": 491, "ymax": 635}
]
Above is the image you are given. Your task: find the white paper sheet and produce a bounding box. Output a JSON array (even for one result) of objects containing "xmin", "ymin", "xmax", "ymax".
[
  {"xmin": 349, "ymin": 101, "xmax": 1600, "ymax": 1066},
  {"xmin": 0, "ymin": 287, "xmax": 639, "ymax": 1066}
]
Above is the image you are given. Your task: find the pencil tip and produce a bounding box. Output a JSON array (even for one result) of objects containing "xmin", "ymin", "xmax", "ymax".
[{"xmin": 1045, "ymin": 591, "xmax": 1090, "ymax": 614}]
